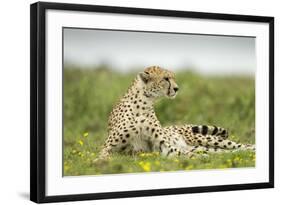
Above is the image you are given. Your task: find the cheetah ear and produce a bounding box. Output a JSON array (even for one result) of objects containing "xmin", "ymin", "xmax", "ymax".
[{"xmin": 139, "ymin": 71, "xmax": 150, "ymax": 84}]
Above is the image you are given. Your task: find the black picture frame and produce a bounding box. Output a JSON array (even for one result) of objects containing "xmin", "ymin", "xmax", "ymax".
[{"xmin": 30, "ymin": 1, "xmax": 274, "ymax": 203}]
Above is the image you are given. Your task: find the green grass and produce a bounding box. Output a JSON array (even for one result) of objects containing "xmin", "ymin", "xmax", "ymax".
[{"xmin": 63, "ymin": 66, "xmax": 255, "ymax": 176}]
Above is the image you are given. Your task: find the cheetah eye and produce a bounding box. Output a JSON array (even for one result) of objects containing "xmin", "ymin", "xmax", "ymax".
[{"xmin": 164, "ymin": 77, "xmax": 169, "ymax": 81}]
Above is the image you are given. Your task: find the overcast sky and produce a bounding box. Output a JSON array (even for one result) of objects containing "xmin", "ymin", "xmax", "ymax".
[{"xmin": 64, "ymin": 28, "xmax": 256, "ymax": 75}]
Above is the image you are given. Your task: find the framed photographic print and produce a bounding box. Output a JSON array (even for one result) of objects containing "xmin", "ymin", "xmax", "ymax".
[{"xmin": 30, "ymin": 1, "xmax": 274, "ymax": 203}]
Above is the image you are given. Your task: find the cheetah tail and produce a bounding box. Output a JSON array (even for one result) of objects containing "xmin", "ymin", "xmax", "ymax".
[{"xmin": 191, "ymin": 125, "xmax": 228, "ymax": 139}]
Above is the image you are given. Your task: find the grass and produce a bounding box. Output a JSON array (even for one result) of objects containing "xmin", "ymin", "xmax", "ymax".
[{"xmin": 63, "ymin": 66, "xmax": 255, "ymax": 176}]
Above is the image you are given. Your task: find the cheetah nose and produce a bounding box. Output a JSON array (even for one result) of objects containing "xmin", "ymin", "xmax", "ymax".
[{"xmin": 173, "ymin": 87, "xmax": 179, "ymax": 92}]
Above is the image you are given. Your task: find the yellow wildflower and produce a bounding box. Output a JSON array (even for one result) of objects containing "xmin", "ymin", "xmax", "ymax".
[
  {"xmin": 138, "ymin": 161, "xmax": 151, "ymax": 172},
  {"xmin": 142, "ymin": 163, "xmax": 150, "ymax": 172},
  {"xmin": 83, "ymin": 132, "xmax": 89, "ymax": 137},
  {"xmin": 139, "ymin": 153, "xmax": 146, "ymax": 157},
  {"xmin": 78, "ymin": 140, "xmax": 84, "ymax": 146}
]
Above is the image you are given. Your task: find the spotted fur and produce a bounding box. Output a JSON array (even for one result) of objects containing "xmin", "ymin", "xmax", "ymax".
[{"xmin": 98, "ymin": 66, "xmax": 255, "ymax": 159}]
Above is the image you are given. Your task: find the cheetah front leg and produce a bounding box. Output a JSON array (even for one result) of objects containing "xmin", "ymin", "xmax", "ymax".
[
  {"xmin": 96, "ymin": 130, "xmax": 132, "ymax": 160},
  {"xmin": 95, "ymin": 138, "xmax": 116, "ymax": 161},
  {"xmin": 97, "ymin": 146, "xmax": 111, "ymax": 160}
]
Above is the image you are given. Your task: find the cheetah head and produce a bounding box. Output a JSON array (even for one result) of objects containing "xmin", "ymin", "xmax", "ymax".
[{"xmin": 138, "ymin": 66, "xmax": 179, "ymax": 99}]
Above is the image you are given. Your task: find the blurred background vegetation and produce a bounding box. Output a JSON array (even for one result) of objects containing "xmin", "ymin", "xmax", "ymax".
[{"xmin": 63, "ymin": 65, "xmax": 255, "ymax": 176}]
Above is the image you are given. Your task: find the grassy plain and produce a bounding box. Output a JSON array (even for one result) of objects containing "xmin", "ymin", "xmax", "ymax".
[{"xmin": 63, "ymin": 66, "xmax": 255, "ymax": 176}]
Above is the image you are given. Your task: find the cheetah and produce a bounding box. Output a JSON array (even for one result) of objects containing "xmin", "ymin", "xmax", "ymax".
[{"xmin": 98, "ymin": 66, "xmax": 255, "ymax": 159}]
